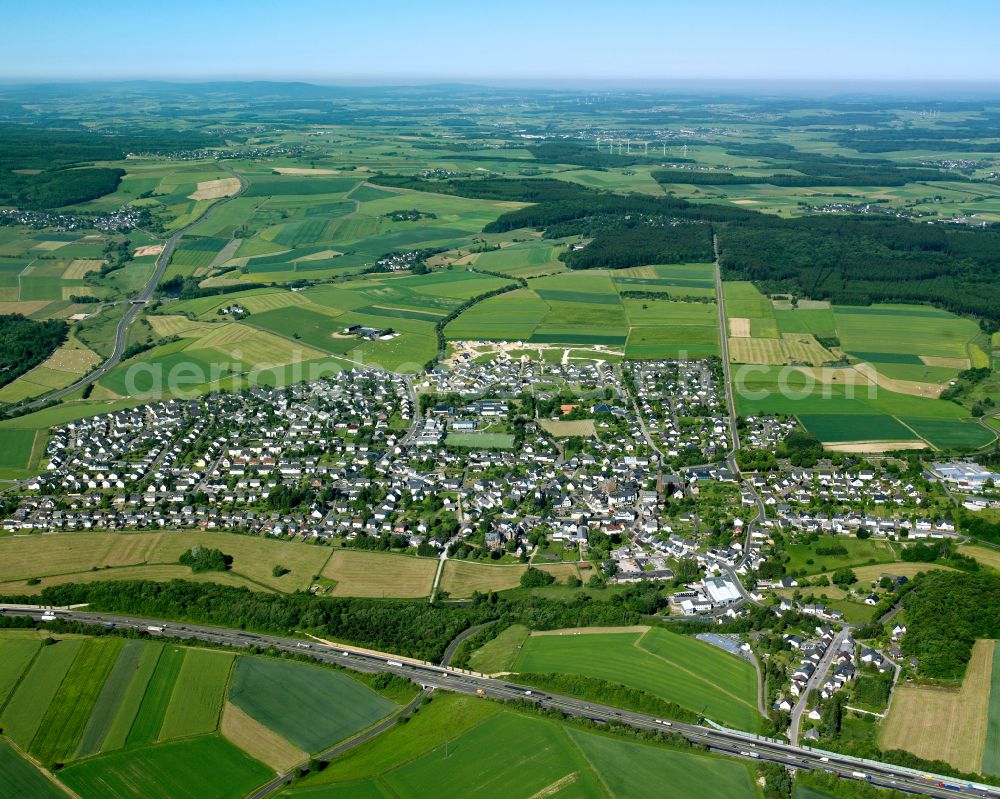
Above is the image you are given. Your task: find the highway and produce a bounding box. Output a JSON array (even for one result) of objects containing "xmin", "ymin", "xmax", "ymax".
[
  {"xmin": 1, "ymin": 605, "xmax": 994, "ymax": 799},
  {"xmin": 15, "ymin": 161, "xmax": 249, "ymax": 412}
]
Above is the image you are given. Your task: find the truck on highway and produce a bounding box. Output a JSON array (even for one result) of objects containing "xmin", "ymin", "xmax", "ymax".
[
  {"xmin": 386, "ymin": 660, "xmax": 403, "ymax": 667},
  {"xmin": 147, "ymin": 625, "xmax": 164, "ymax": 634},
  {"xmin": 40, "ymin": 611, "xmax": 57, "ymax": 622},
  {"xmin": 851, "ymin": 772, "xmax": 871, "ymax": 781}
]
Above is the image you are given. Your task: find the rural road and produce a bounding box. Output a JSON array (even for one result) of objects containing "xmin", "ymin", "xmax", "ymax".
[
  {"xmin": 1, "ymin": 605, "xmax": 991, "ymax": 799},
  {"xmin": 14, "ymin": 161, "xmax": 249, "ymax": 413},
  {"xmin": 789, "ymin": 626, "xmax": 852, "ymax": 746}
]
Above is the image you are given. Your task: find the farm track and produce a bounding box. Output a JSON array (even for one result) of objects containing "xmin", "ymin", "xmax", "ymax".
[{"xmin": 12, "ymin": 161, "xmax": 249, "ymax": 414}]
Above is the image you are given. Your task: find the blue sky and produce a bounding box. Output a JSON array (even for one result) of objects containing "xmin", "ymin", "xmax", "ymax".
[{"xmin": 1, "ymin": 0, "xmax": 998, "ymax": 85}]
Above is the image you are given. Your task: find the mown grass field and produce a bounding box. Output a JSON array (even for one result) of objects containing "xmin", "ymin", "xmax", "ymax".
[
  {"xmin": 127, "ymin": 644, "xmax": 187, "ymax": 747},
  {"xmin": 228, "ymin": 657, "xmax": 396, "ymax": 753},
  {"xmin": 439, "ymin": 561, "xmax": 580, "ymax": 597},
  {"xmin": 0, "ymin": 739, "xmax": 66, "ymax": 799},
  {"xmin": 0, "ymin": 530, "xmax": 333, "ymax": 593},
  {"xmin": 321, "ymin": 550, "xmax": 437, "ymax": 598},
  {"xmin": 881, "ymin": 639, "xmax": 995, "ymax": 774},
  {"xmin": 59, "ymin": 734, "xmax": 273, "ymax": 799},
  {"xmin": 513, "ymin": 628, "xmax": 759, "ymax": 730},
  {"xmin": 783, "ymin": 536, "xmax": 897, "ymax": 575},
  {"xmin": 467, "ymin": 624, "xmax": 531, "ymax": 674}
]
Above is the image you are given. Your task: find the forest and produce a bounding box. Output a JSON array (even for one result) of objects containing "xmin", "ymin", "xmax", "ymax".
[
  {"xmin": 0, "ymin": 166, "xmax": 124, "ymax": 209},
  {"xmin": 0, "ymin": 313, "xmax": 68, "ymax": 389},
  {"xmin": 900, "ymin": 570, "xmax": 1000, "ymax": 678},
  {"xmin": 9, "ymin": 578, "xmax": 670, "ymax": 662}
]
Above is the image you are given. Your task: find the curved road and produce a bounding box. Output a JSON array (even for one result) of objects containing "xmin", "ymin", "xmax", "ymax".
[
  {"xmin": 1, "ymin": 605, "xmax": 994, "ymax": 799},
  {"xmin": 16, "ymin": 162, "xmax": 248, "ymax": 412}
]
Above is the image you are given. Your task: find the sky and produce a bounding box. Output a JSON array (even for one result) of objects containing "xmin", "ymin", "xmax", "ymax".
[{"xmin": 1, "ymin": 0, "xmax": 998, "ymax": 87}]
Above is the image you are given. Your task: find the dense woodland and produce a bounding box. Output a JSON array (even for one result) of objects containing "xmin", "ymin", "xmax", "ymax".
[
  {"xmin": 901, "ymin": 570, "xmax": 1000, "ymax": 679},
  {"xmin": 0, "ymin": 314, "xmax": 68, "ymax": 390},
  {"xmin": 372, "ymin": 173, "xmax": 1000, "ymax": 324},
  {"xmin": 13, "ymin": 579, "xmax": 670, "ymax": 662},
  {"xmin": 0, "ymin": 124, "xmax": 224, "ymax": 209}
]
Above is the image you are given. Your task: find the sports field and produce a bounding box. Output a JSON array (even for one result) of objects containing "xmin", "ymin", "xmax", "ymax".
[
  {"xmin": 228, "ymin": 657, "xmax": 396, "ymax": 753},
  {"xmin": 881, "ymin": 638, "xmax": 995, "ymax": 774},
  {"xmin": 513, "ymin": 627, "xmax": 759, "ymax": 729},
  {"xmin": 320, "ymin": 550, "xmax": 437, "ymax": 598},
  {"xmin": 439, "ymin": 561, "xmax": 580, "ymax": 597}
]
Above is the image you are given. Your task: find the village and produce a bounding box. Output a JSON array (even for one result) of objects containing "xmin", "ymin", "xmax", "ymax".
[{"xmin": 0, "ymin": 357, "xmax": 990, "ymax": 625}]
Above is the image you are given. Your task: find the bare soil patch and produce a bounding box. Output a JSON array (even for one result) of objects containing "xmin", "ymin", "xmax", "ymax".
[{"xmin": 188, "ymin": 177, "xmax": 241, "ymax": 201}]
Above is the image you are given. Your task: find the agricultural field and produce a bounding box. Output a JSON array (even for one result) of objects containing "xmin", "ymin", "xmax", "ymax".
[
  {"xmin": 467, "ymin": 624, "xmax": 531, "ymax": 674},
  {"xmin": 0, "ymin": 530, "xmax": 334, "ymax": 594},
  {"xmin": 0, "ymin": 739, "xmax": 66, "ymax": 799},
  {"xmin": 729, "ymin": 289, "xmax": 994, "ymax": 451},
  {"xmin": 320, "ymin": 550, "xmax": 437, "ymax": 598},
  {"xmin": 445, "ymin": 265, "xmax": 719, "ymax": 355},
  {"xmin": 881, "ymin": 639, "xmax": 997, "ymax": 774},
  {"xmin": 512, "ymin": 627, "xmax": 759, "ymax": 730},
  {"xmin": 58, "ymin": 734, "xmax": 273, "ymax": 799},
  {"xmin": 227, "ymin": 657, "xmax": 397, "ymax": 753},
  {"xmin": 438, "ymin": 561, "xmax": 580, "ymax": 597},
  {"xmin": 0, "ymin": 628, "xmax": 414, "ymax": 796},
  {"xmin": 283, "ymin": 694, "xmax": 757, "ymax": 799}
]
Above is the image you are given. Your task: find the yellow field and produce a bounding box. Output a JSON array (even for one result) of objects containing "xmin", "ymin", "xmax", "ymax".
[
  {"xmin": 0, "ymin": 300, "xmax": 51, "ymax": 315},
  {"xmin": 728, "ymin": 333, "xmax": 835, "ymax": 366},
  {"xmin": 0, "ymin": 563, "xmax": 273, "ymax": 595},
  {"xmin": 881, "ymin": 639, "xmax": 994, "ymax": 772},
  {"xmin": 62, "ymin": 259, "xmax": 106, "ymax": 279},
  {"xmin": 920, "ymin": 355, "xmax": 970, "ymax": 369},
  {"xmin": 31, "ymin": 240, "xmax": 71, "ymax": 251},
  {"xmin": 220, "ymin": 701, "xmax": 307, "ymax": 772},
  {"xmin": 0, "ymin": 531, "xmax": 333, "ymax": 592},
  {"xmin": 728, "ymin": 317, "xmax": 751, "ymax": 338},
  {"xmin": 188, "ymin": 324, "xmax": 328, "ymax": 367},
  {"xmin": 439, "ymin": 561, "xmax": 580, "ymax": 597},
  {"xmin": 237, "ymin": 291, "xmax": 315, "ymax": 314},
  {"xmin": 321, "ymin": 550, "xmax": 437, "ymax": 598},
  {"xmin": 537, "ymin": 419, "xmax": 596, "ymax": 437},
  {"xmin": 134, "ymin": 244, "xmax": 164, "ymax": 258},
  {"xmin": 960, "ymin": 545, "xmax": 1000, "ymax": 572},
  {"xmin": 40, "ymin": 346, "xmax": 100, "ymax": 374},
  {"xmin": 187, "ymin": 177, "xmax": 241, "ymax": 200},
  {"xmin": 844, "ymin": 562, "xmax": 955, "ymax": 583},
  {"xmin": 147, "ymin": 314, "xmax": 220, "ymax": 338}
]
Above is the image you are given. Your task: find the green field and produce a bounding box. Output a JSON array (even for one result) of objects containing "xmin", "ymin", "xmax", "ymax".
[
  {"xmin": 158, "ymin": 649, "xmax": 233, "ymax": 740},
  {"xmin": 0, "ymin": 638, "xmax": 83, "ymax": 750},
  {"xmin": 0, "ymin": 739, "xmax": 66, "ymax": 799},
  {"xmin": 75, "ymin": 640, "xmax": 147, "ymax": 758},
  {"xmin": 567, "ymin": 726, "xmax": 757, "ymax": 798},
  {"xmin": 798, "ymin": 413, "xmax": 919, "ymax": 443},
  {"xmin": 901, "ymin": 417, "xmax": 997, "ymax": 450},
  {"xmin": 126, "ymin": 645, "xmax": 186, "ymax": 747},
  {"xmin": 467, "ymin": 624, "xmax": 531, "ymax": 674},
  {"xmin": 445, "ymin": 432, "xmax": 515, "ymax": 449},
  {"xmin": 283, "ymin": 696, "xmax": 756, "ymax": 799},
  {"xmin": 784, "ymin": 536, "xmax": 898, "ymax": 575},
  {"xmin": 985, "ymin": 642, "xmax": 1000, "ymax": 776},
  {"xmin": 98, "ymin": 641, "xmax": 162, "ymax": 753},
  {"xmin": 59, "ymin": 734, "xmax": 272, "ymax": 799},
  {"xmin": 31, "ymin": 637, "xmax": 123, "ymax": 764},
  {"xmin": 228, "ymin": 657, "xmax": 396, "ymax": 753},
  {"xmin": 0, "ymin": 638, "xmax": 40, "ymax": 705},
  {"xmin": 513, "ymin": 628, "xmax": 759, "ymax": 729}
]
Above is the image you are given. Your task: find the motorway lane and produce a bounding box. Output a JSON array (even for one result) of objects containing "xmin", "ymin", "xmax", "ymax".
[
  {"xmin": 17, "ymin": 162, "xmax": 249, "ymax": 412},
  {"xmin": 0, "ymin": 605, "xmax": 993, "ymax": 799}
]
